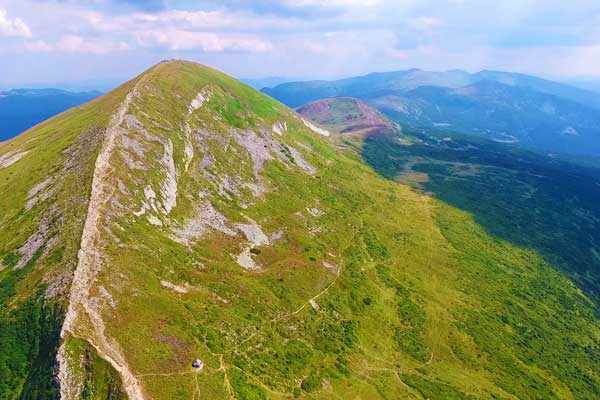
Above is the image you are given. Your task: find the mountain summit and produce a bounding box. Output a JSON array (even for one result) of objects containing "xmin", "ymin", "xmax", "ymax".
[{"xmin": 1, "ymin": 61, "xmax": 599, "ymax": 399}]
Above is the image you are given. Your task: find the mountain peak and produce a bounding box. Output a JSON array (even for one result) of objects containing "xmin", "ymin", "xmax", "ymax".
[{"xmin": 2, "ymin": 60, "xmax": 334, "ymax": 399}]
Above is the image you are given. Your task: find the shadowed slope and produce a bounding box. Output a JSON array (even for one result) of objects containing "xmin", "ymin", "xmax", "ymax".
[{"xmin": 0, "ymin": 89, "xmax": 101, "ymax": 142}]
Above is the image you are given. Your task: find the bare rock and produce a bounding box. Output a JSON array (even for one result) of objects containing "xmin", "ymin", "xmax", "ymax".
[{"xmin": 0, "ymin": 151, "xmax": 28, "ymax": 169}]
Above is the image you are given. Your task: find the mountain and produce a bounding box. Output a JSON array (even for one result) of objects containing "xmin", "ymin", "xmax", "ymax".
[
  {"xmin": 566, "ymin": 80, "xmax": 600, "ymax": 94},
  {"xmin": 262, "ymin": 69, "xmax": 474, "ymax": 108},
  {"xmin": 296, "ymin": 97, "xmax": 396, "ymax": 136},
  {"xmin": 1, "ymin": 61, "xmax": 599, "ymax": 399},
  {"xmin": 371, "ymin": 80, "xmax": 600, "ymax": 156},
  {"xmin": 0, "ymin": 88, "xmax": 101, "ymax": 142},
  {"xmin": 263, "ymin": 69, "xmax": 600, "ymax": 157},
  {"xmin": 263, "ymin": 69, "xmax": 600, "ymax": 109},
  {"xmin": 240, "ymin": 77, "xmax": 295, "ymax": 90},
  {"xmin": 474, "ymin": 70, "xmax": 600, "ymax": 108}
]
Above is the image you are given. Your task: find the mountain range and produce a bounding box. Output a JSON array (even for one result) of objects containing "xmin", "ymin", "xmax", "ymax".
[
  {"xmin": 0, "ymin": 61, "xmax": 599, "ymax": 399},
  {"xmin": 264, "ymin": 69, "xmax": 600, "ymax": 158},
  {"xmin": 0, "ymin": 89, "xmax": 101, "ymax": 142},
  {"xmin": 566, "ymin": 80, "xmax": 600, "ymax": 94}
]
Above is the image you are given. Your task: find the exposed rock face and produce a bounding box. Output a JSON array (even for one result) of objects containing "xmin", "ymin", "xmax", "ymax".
[
  {"xmin": 26, "ymin": 177, "xmax": 55, "ymax": 210},
  {"xmin": 301, "ymin": 118, "xmax": 331, "ymax": 137},
  {"xmin": 192, "ymin": 120, "xmax": 315, "ymax": 204},
  {"xmin": 235, "ymin": 218, "xmax": 270, "ymax": 271},
  {"xmin": 122, "ymin": 114, "xmax": 179, "ymax": 224},
  {"xmin": 170, "ymin": 200, "xmax": 237, "ymax": 246},
  {"xmin": 189, "ymin": 86, "xmax": 212, "ymax": 112},
  {"xmin": 272, "ymin": 121, "xmax": 287, "ymax": 136},
  {"xmin": 0, "ymin": 150, "xmax": 28, "ymax": 169},
  {"xmin": 160, "ymin": 280, "xmax": 189, "ymax": 294},
  {"xmin": 15, "ymin": 207, "xmax": 59, "ymax": 270},
  {"xmin": 307, "ymin": 207, "xmax": 325, "ymax": 217}
]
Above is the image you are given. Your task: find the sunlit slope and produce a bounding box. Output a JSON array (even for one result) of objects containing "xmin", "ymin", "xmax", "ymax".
[
  {"xmin": 0, "ymin": 78, "xmax": 136, "ymax": 398},
  {"xmin": 296, "ymin": 97, "xmax": 396, "ymax": 137},
  {"xmin": 1, "ymin": 61, "xmax": 599, "ymax": 399}
]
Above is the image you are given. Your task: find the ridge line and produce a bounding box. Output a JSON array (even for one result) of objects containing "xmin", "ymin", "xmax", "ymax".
[{"xmin": 57, "ymin": 81, "xmax": 145, "ymax": 400}]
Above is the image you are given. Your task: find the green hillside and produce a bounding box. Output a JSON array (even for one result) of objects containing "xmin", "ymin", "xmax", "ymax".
[{"xmin": 0, "ymin": 61, "xmax": 598, "ymax": 399}]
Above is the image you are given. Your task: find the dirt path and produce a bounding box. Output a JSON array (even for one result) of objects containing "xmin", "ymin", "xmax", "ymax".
[
  {"xmin": 58, "ymin": 83, "xmax": 145, "ymax": 400},
  {"xmin": 210, "ymin": 213, "xmax": 366, "ymax": 395},
  {"xmin": 193, "ymin": 374, "xmax": 200, "ymax": 400},
  {"xmin": 285, "ymin": 262, "xmax": 341, "ymax": 318}
]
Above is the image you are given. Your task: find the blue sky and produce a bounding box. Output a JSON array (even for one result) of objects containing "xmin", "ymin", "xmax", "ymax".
[{"xmin": 1, "ymin": 0, "xmax": 600, "ymax": 88}]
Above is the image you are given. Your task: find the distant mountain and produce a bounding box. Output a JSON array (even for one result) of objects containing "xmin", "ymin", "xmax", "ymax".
[
  {"xmin": 566, "ymin": 80, "xmax": 600, "ymax": 94},
  {"xmin": 0, "ymin": 88, "xmax": 101, "ymax": 141},
  {"xmin": 240, "ymin": 76, "xmax": 295, "ymax": 90},
  {"xmin": 264, "ymin": 69, "xmax": 600, "ymax": 156},
  {"xmin": 296, "ymin": 97, "xmax": 395, "ymax": 136},
  {"xmin": 264, "ymin": 69, "xmax": 476, "ymax": 107},
  {"xmin": 371, "ymin": 80, "xmax": 600, "ymax": 156},
  {"xmin": 474, "ymin": 70, "xmax": 600, "ymax": 109}
]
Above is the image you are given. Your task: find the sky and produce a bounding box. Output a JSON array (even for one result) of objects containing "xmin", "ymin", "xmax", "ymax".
[{"xmin": 1, "ymin": 0, "xmax": 600, "ymax": 89}]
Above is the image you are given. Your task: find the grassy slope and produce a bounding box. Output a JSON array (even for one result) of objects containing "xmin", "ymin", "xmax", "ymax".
[
  {"xmin": 361, "ymin": 128, "xmax": 600, "ymax": 305},
  {"xmin": 81, "ymin": 62, "xmax": 599, "ymax": 399},
  {"xmin": 0, "ymin": 80, "xmax": 132, "ymax": 399}
]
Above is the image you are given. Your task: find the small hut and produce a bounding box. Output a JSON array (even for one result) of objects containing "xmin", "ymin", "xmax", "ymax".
[{"xmin": 192, "ymin": 359, "xmax": 203, "ymax": 369}]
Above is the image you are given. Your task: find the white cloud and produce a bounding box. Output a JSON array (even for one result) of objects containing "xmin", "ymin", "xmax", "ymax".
[
  {"xmin": 82, "ymin": 9, "xmax": 303, "ymax": 34},
  {"xmin": 23, "ymin": 39, "xmax": 53, "ymax": 51},
  {"xmin": 287, "ymin": 0, "xmax": 382, "ymax": 6},
  {"xmin": 0, "ymin": 8, "xmax": 31, "ymax": 38},
  {"xmin": 3, "ymin": 0, "xmax": 600, "ymax": 82},
  {"xmin": 57, "ymin": 35, "xmax": 130, "ymax": 53},
  {"xmin": 136, "ymin": 30, "xmax": 272, "ymax": 52},
  {"xmin": 412, "ymin": 17, "xmax": 445, "ymax": 30},
  {"xmin": 25, "ymin": 35, "xmax": 130, "ymax": 54}
]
